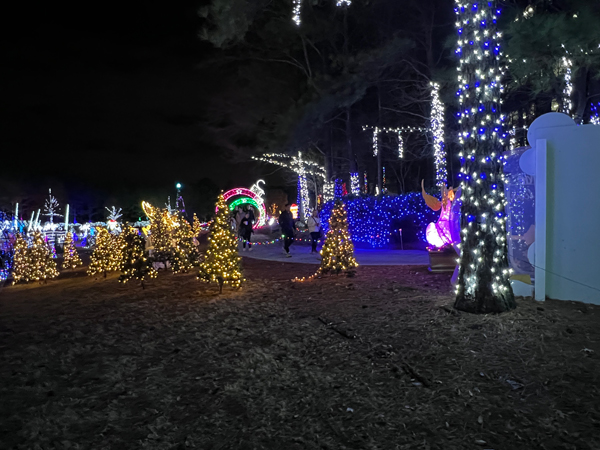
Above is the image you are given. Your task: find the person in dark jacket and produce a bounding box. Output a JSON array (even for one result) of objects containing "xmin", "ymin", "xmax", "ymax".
[
  {"xmin": 239, "ymin": 212, "xmax": 253, "ymax": 251},
  {"xmin": 278, "ymin": 204, "xmax": 295, "ymax": 257}
]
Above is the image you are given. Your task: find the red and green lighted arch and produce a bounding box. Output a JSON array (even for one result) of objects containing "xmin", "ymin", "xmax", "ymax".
[{"xmin": 221, "ymin": 188, "xmax": 267, "ymax": 228}]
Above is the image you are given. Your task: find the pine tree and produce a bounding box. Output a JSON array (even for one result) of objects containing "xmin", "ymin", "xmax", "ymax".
[
  {"xmin": 27, "ymin": 231, "xmax": 59, "ymax": 283},
  {"xmin": 453, "ymin": 1, "xmax": 515, "ymax": 313},
  {"xmin": 192, "ymin": 213, "xmax": 202, "ymax": 237},
  {"xmin": 88, "ymin": 227, "xmax": 120, "ymax": 278},
  {"xmin": 11, "ymin": 233, "xmax": 29, "ymax": 284},
  {"xmin": 62, "ymin": 232, "xmax": 83, "ymax": 269},
  {"xmin": 319, "ymin": 200, "xmax": 358, "ymax": 276},
  {"xmin": 198, "ymin": 193, "xmax": 244, "ymax": 293},
  {"xmin": 150, "ymin": 208, "xmax": 175, "ymax": 267},
  {"xmin": 119, "ymin": 226, "xmax": 157, "ymax": 288},
  {"xmin": 172, "ymin": 214, "xmax": 199, "ymax": 274}
]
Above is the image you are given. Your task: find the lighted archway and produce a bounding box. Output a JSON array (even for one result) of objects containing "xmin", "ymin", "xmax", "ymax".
[{"xmin": 221, "ymin": 188, "xmax": 267, "ymax": 228}]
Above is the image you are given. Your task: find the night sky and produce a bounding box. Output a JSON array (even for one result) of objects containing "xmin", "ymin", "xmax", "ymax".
[{"xmin": 4, "ymin": 1, "xmax": 267, "ymax": 199}]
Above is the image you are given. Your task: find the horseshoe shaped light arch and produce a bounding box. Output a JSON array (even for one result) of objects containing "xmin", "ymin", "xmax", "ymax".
[{"xmin": 221, "ymin": 188, "xmax": 267, "ymax": 228}]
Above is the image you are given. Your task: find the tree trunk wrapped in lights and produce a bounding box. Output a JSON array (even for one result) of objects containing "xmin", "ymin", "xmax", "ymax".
[
  {"xmin": 119, "ymin": 226, "xmax": 157, "ymax": 288},
  {"xmin": 319, "ymin": 200, "xmax": 358, "ymax": 276},
  {"xmin": 453, "ymin": 1, "xmax": 515, "ymax": 313},
  {"xmin": 62, "ymin": 232, "xmax": 83, "ymax": 270},
  {"xmin": 87, "ymin": 227, "xmax": 121, "ymax": 278},
  {"xmin": 11, "ymin": 233, "xmax": 30, "ymax": 284},
  {"xmin": 198, "ymin": 193, "xmax": 244, "ymax": 293},
  {"xmin": 24, "ymin": 231, "xmax": 59, "ymax": 283}
]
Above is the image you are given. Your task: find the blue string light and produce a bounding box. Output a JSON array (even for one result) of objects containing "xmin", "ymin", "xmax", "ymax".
[{"xmin": 320, "ymin": 193, "xmax": 439, "ymax": 248}]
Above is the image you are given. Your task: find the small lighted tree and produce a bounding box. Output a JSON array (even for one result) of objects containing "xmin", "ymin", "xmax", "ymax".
[
  {"xmin": 172, "ymin": 214, "xmax": 199, "ymax": 274},
  {"xmin": 319, "ymin": 200, "xmax": 358, "ymax": 276},
  {"xmin": 192, "ymin": 213, "xmax": 202, "ymax": 237},
  {"xmin": 27, "ymin": 231, "xmax": 59, "ymax": 283},
  {"xmin": 88, "ymin": 227, "xmax": 121, "ymax": 278},
  {"xmin": 62, "ymin": 232, "xmax": 83, "ymax": 269},
  {"xmin": 119, "ymin": 226, "xmax": 157, "ymax": 288},
  {"xmin": 198, "ymin": 193, "xmax": 244, "ymax": 293},
  {"xmin": 11, "ymin": 233, "xmax": 29, "ymax": 284},
  {"xmin": 150, "ymin": 208, "xmax": 176, "ymax": 267}
]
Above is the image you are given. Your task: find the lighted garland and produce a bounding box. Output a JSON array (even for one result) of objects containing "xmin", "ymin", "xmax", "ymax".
[
  {"xmin": 453, "ymin": 0, "xmax": 515, "ymax": 312},
  {"xmin": 430, "ymin": 82, "xmax": 447, "ymax": 186}
]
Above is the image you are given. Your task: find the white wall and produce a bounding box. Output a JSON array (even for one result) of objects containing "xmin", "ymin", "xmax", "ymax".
[{"xmin": 524, "ymin": 113, "xmax": 600, "ymax": 304}]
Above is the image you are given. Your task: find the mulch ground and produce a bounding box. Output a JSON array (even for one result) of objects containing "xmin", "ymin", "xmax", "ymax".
[{"xmin": 1, "ymin": 257, "xmax": 599, "ymax": 450}]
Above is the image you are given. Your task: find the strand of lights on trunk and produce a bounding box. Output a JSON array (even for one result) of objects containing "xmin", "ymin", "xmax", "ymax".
[
  {"xmin": 591, "ymin": 102, "xmax": 600, "ymax": 125},
  {"xmin": 454, "ymin": 1, "xmax": 512, "ymax": 298},
  {"xmin": 430, "ymin": 82, "xmax": 447, "ymax": 186},
  {"xmin": 292, "ymin": 0, "xmax": 302, "ymax": 26},
  {"xmin": 350, "ymin": 172, "xmax": 360, "ymax": 195},
  {"xmin": 363, "ymin": 171, "xmax": 368, "ymax": 193},
  {"xmin": 561, "ymin": 55, "xmax": 573, "ymax": 116}
]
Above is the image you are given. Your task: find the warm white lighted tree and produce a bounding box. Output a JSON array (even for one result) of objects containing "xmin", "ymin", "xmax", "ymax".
[{"xmin": 453, "ymin": 0, "xmax": 515, "ymax": 313}]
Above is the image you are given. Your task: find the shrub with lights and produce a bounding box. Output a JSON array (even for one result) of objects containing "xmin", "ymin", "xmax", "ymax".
[
  {"xmin": 198, "ymin": 193, "xmax": 244, "ymax": 293},
  {"xmin": 119, "ymin": 226, "xmax": 157, "ymax": 288},
  {"xmin": 452, "ymin": 0, "xmax": 515, "ymax": 313},
  {"xmin": 320, "ymin": 193, "xmax": 439, "ymax": 248},
  {"xmin": 11, "ymin": 233, "xmax": 30, "ymax": 284},
  {"xmin": 62, "ymin": 231, "xmax": 83, "ymax": 270}
]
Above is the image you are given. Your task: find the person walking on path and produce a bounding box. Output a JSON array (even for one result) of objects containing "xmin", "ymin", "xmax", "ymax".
[
  {"xmin": 239, "ymin": 212, "xmax": 253, "ymax": 251},
  {"xmin": 278, "ymin": 204, "xmax": 295, "ymax": 257},
  {"xmin": 307, "ymin": 209, "xmax": 321, "ymax": 254}
]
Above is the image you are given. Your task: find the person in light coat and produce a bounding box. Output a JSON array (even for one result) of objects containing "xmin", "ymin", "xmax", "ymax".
[{"xmin": 306, "ymin": 209, "xmax": 321, "ymax": 254}]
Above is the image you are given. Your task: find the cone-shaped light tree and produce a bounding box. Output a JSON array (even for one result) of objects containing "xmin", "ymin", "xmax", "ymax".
[
  {"xmin": 151, "ymin": 208, "xmax": 176, "ymax": 267},
  {"xmin": 198, "ymin": 193, "xmax": 244, "ymax": 293},
  {"xmin": 11, "ymin": 233, "xmax": 29, "ymax": 284},
  {"xmin": 453, "ymin": 1, "xmax": 515, "ymax": 313},
  {"xmin": 27, "ymin": 231, "xmax": 59, "ymax": 283},
  {"xmin": 119, "ymin": 226, "xmax": 157, "ymax": 288},
  {"xmin": 172, "ymin": 214, "xmax": 199, "ymax": 274},
  {"xmin": 320, "ymin": 200, "xmax": 358, "ymax": 276},
  {"xmin": 62, "ymin": 231, "xmax": 83, "ymax": 269},
  {"xmin": 88, "ymin": 227, "xmax": 121, "ymax": 278}
]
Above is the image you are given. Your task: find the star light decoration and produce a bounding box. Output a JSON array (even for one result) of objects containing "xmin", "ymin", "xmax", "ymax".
[
  {"xmin": 252, "ymin": 152, "xmax": 325, "ymax": 221},
  {"xmin": 430, "ymin": 82, "xmax": 447, "ymax": 186},
  {"xmin": 453, "ymin": 1, "xmax": 515, "ymax": 312}
]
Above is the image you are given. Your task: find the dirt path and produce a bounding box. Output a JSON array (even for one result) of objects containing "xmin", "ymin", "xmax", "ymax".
[{"xmin": 1, "ymin": 258, "xmax": 599, "ymax": 449}]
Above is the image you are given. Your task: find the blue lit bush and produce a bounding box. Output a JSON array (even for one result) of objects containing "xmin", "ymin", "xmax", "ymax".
[{"xmin": 321, "ymin": 193, "xmax": 438, "ymax": 248}]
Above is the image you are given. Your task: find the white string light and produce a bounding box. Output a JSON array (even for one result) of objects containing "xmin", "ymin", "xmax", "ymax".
[
  {"xmin": 561, "ymin": 55, "xmax": 573, "ymax": 116},
  {"xmin": 292, "ymin": 0, "xmax": 302, "ymax": 26},
  {"xmin": 430, "ymin": 82, "xmax": 447, "ymax": 186},
  {"xmin": 350, "ymin": 172, "xmax": 360, "ymax": 195},
  {"xmin": 363, "ymin": 125, "xmax": 427, "ymax": 159}
]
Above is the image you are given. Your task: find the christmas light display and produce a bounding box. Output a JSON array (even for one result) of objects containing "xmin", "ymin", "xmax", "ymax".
[
  {"xmin": 151, "ymin": 208, "xmax": 177, "ymax": 266},
  {"xmin": 292, "ymin": 0, "xmax": 302, "ymax": 25},
  {"xmin": 363, "ymin": 172, "xmax": 368, "ymax": 193},
  {"xmin": 323, "ymin": 181, "xmax": 335, "ymax": 202},
  {"xmin": 222, "ymin": 188, "xmax": 267, "ymax": 227},
  {"xmin": 336, "ymin": 0, "xmax": 351, "ymax": 6},
  {"xmin": 171, "ymin": 214, "xmax": 200, "ymax": 273},
  {"xmin": 11, "ymin": 234, "xmax": 29, "ymax": 284},
  {"xmin": 350, "ymin": 172, "xmax": 360, "ymax": 195},
  {"xmin": 43, "ymin": 189, "xmax": 62, "ymax": 224},
  {"xmin": 88, "ymin": 227, "xmax": 122, "ymax": 278},
  {"xmin": 12, "ymin": 231, "xmax": 59, "ymax": 284},
  {"xmin": 382, "ymin": 166, "xmax": 387, "ymax": 194},
  {"xmin": 175, "ymin": 182, "xmax": 186, "ymax": 214},
  {"xmin": 319, "ymin": 200, "xmax": 358, "ymax": 275},
  {"xmin": 421, "ymin": 180, "xmax": 461, "ymax": 249},
  {"xmin": 363, "ymin": 125, "xmax": 427, "ymax": 158},
  {"xmin": 321, "ymin": 193, "xmax": 438, "ymax": 248},
  {"xmin": 62, "ymin": 232, "xmax": 83, "ymax": 269},
  {"xmin": 119, "ymin": 226, "xmax": 157, "ymax": 288},
  {"xmin": 430, "ymin": 82, "xmax": 448, "ymax": 186},
  {"xmin": 453, "ymin": 0, "xmax": 515, "ymax": 313},
  {"xmin": 198, "ymin": 193, "xmax": 244, "ymax": 293},
  {"xmin": 193, "ymin": 213, "xmax": 203, "ymax": 236},
  {"xmin": 561, "ymin": 55, "xmax": 573, "ymax": 116},
  {"xmin": 252, "ymin": 152, "xmax": 325, "ymax": 220},
  {"xmin": 590, "ymin": 102, "xmax": 599, "ymax": 125}
]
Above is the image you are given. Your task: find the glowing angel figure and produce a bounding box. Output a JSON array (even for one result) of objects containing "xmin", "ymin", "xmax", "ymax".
[{"xmin": 421, "ymin": 180, "xmax": 461, "ymax": 249}]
